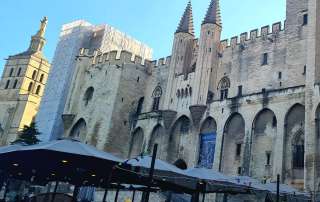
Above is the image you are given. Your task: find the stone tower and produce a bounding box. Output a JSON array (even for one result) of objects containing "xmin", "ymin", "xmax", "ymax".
[
  {"xmin": 163, "ymin": 1, "xmax": 195, "ymax": 109},
  {"xmin": 0, "ymin": 17, "xmax": 51, "ymax": 145},
  {"xmin": 192, "ymin": 0, "xmax": 222, "ymax": 105}
]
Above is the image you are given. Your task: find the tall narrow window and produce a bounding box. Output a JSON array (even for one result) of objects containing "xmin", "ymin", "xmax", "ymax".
[
  {"xmin": 151, "ymin": 85, "xmax": 162, "ymax": 111},
  {"xmin": 17, "ymin": 68, "xmax": 21, "ymax": 77},
  {"xmin": 5, "ymin": 80, "xmax": 10, "ymax": 89},
  {"xmin": 28, "ymin": 82, "xmax": 33, "ymax": 92},
  {"xmin": 303, "ymin": 65, "xmax": 306, "ymax": 75},
  {"xmin": 266, "ymin": 152, "xmax": 271, "ymax": 165},
  {"xmin": 13, "ymin": 80, "xmax": 18, "ymax": 89},
  {"xmin": 136, "ymin": 97, "xmax": 144, "ymax": 114},
  {"xmin": 9, "ymin": 68, "xmax": 14, "ymax": 77},
  {"xmin": 238, "ymin": 85, "xmax": 243, "ymax": 96},
  {"xmin": 35, "ymin": 85, "xmax": 41, "ymax": 95},
  {"xmin": 262, "ymin": 53, "xmax": 268, "ymax": 66},
  {"xmin": 40, "ymin": 74, "xmax": 44, "ymax": 83},
  {"xmin": 218, "ymin": 77, "xmax": 230, "ymax": 101},
  {"xmin": 236, "ymin": 144, "xmax": 242, "ymax": 157},
  {"xmin": 278, "ymin": 72, "xmax": 282, "ymax": 79},
  {"xmin": 303, "ymin": 14, "xmax": 308, "ymax": 26},
  {"xmin": 32, "ymin": 70, "xmax": 37, "ymax": 80},
  {"xmin": 293, "ymin": 132, "xmax": 304, "ymax": 169},
  {"xmin": 83, "ymin": 87, "xmax": 94, "ymax": 106}
]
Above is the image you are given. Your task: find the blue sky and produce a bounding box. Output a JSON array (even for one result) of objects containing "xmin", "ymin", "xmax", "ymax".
[{"xmin": 0, "ymin": 0, "xmax": 285, "ymax": 75}]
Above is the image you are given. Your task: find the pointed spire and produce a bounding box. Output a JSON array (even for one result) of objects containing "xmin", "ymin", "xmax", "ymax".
[
  {"xmin": 203, "ymin": 0, "xmax": 222, "ymax": 26},
  {"xmin": 176, "ymin": 1, "xmax": 195, "ymax": 35}
]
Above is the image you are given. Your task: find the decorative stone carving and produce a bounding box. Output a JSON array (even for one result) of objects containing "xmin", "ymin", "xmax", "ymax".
[
  {"xmin": 62, "ymin": 114, "xmax": 76, "ymax": 130},
  {"xmin": 161, "ymin": 110, "xmax": 177, "ymax": 129},
  {"xmin": 189, "ymin": 105, "xmax": 207, "ymax": 127}
]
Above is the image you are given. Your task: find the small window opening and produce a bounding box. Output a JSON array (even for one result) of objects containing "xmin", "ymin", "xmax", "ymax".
[
  {"xmin": 83, "ymin": 87, "xmax": 94, "ymax": 106},
  {"xmin": 303, "ymin": 14, "xmax": 308, "ymax": 26},
  {"xmin": 40, "ymin": 74, "xmax": 44, "ymax": 83},
  {"xmin": 303, "ymin": 65, "xmax": 306, "ymax": 75},
  {"xmin": 272, "ymin": 116, "xmax": 277, "ymax": 127},
  {"xmin": 5, "ymin": 80, "xmax": 10, "ymax": 89},
  {"xmin": 137, "ymin": 77, "xmax": 140, "ymax": 83},
  {"xmin": 262, "ymin": 53, "xmax": 268, "ymax": 66},
  {"xmin": 13, "ymin": 80, "xmax": 18, "ymax": 89},
  {"xmin": 32, "ymin": 70, "xmax": 37, "ymax": 80},
  {"xmin": 266, "ymin": 152, "xmax": 271, "ymax": 165},
  {"xmin": 278, "ymin": 72, "xmax": 282, "ymax": 79},
  {"xmin": 28, "ymin": 82, "xmax": 33, "ymax": 92},
  {"xmin": 236, "ymin": 144, "xmax": 242, "ymax": 157},
  {"xmin": 17, "ymin": 68, "xmax": 21, "ymax": 77},
  {"xmin": 9, "ymin": 68, "xmax": 14, "ymax": 77},
  {"xmin": 35, "ymin": 85, "xmax": 41, "ymax": 95},
  {"xmin": 237, "ymin": 167, "xmax": 242, "ymax": 175},
  {"xmin": 238, "ymin": 85, "xmax": 243, "ymax": 96}
]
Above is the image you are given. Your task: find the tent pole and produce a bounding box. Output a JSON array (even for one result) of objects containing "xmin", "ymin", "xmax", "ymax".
[
  {"xmin": 73, "ymin": 185, "xmax": 79, "ymax": 202},
  {"xmin": 202, "ymin": 193, "xmax": 205, "ymax": 202},
  {"xmin": 103, "ymin": 165, "xmax": 117, "ymax": 202},
  {"xmin": 2, "ymin": 179, "xmax": 10, "ymax": 200},
  {"xmin": 144, "ymin": 144, "xmax": 158, "ymax": 202},
  {"xmin": 276, "ymin": 174, "xmax": 280, "ymax": 202},
  {"xmin": 131, "ymin": 190, "xmax": 136, "ymax": 202},
  {"xmin": 102, "ymin": 189, "xmax": 108, "ymax": 202},
  {"xmin": 114, "ymin": 186, "xmax": 120, "ymax": 202},
  {"xmin": 50, "ymin": 181, "xmax": 59, "ymax": 202}
]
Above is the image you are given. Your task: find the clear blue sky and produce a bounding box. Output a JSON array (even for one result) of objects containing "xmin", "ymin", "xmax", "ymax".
[{"xmin": 0, "ymin": 0, "xmax": 285, "ymax": 75}]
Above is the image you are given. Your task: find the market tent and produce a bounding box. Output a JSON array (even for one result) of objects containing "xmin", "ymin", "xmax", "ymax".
[
  {"xmin": 0, "ymin": 139, "xmax": 123, "ymax": 187},
  {"xmin": 184, "ymin": 168, "xmax": 250, "ymax": 194},
  {"xmin": 124, "ymin": 156, "xmax": 196, "ymax": 194},
  {"xmin": 264, "ymin": 183, "xmax": 310, "ymax": 201}
]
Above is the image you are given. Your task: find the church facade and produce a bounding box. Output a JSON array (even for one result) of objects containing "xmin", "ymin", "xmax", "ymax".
[
  {"xmin": 0, "ymin": 17, "xmax": 51, "ymax": 145},
  {"xmin": 61, "ymin": 0, "xmax": 320, "ymax": 194}
]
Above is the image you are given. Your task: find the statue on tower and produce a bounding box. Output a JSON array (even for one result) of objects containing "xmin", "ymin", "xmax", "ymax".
[{"xmin": 37, "ymin": 16, "xmax": 48, "ymax": 38}]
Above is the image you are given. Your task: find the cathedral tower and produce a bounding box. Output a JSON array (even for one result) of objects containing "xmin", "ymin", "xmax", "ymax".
[
  {"xmin": 192, "ymin": 0, "xmax": 222, "ymax": 105},
  {"xmin": 0, "ymin": 17, "xmax": 51, "ymax": 145}
]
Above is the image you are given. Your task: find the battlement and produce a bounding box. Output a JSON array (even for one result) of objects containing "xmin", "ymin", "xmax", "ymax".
[
  {"xmin": 220, "ymin": 21, "xmax": 284, "ymax": 50},
  {"xmin": 78, "ymin": 48, "xmax": 171, "ymax": 68}
]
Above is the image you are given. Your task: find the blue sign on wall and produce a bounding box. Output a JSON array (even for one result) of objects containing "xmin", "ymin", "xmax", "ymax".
[{"xmin": 198, "ymin": 132, "xmax": 216, "ymax": 169}]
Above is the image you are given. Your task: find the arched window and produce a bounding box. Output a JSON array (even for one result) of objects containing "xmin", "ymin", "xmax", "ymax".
[
  {"xmin": 177, "ymin": 89, "xmax": 181, "ymax": 98},
  {"xmin": 152, "ymin": 85, "xmax": 162, "ymax": 111},
  {"xmin": 28, "ymin": 82, "xmax": 33, "ymax": 92},
  {"xmin": 70, "ymin": 118, "xmax": 87, "ymax": 141},
  {"xmin": 13, "ymin": 80, "xmax": 18, "ymax": 89},
  {"xmin": 35, "ymin": 85, "xmax": 41, "ymax": 95},
  {"xmin": 185, "ymin": 87, "xmax": 188, "ymax": 97},
  {"xmin": 32, "ymin": 70, "xmax": 37, "ymax": 80},
  {"xmin": 9, "ymin": 68, "xmax": 14, "ymax": 77},
  {"xmin": 5, "ymin": 80, "xmax": 10, "ymax": 89},
  {"xmin": 189, "ymin": 87, "xmax": 192, "ymax": 96},
  {"xmin": 136, "ymin": 97, "xmax": 144, "ymax": 114},
  {"xmin": 130, "ymin": 128, "xmax": 144, "ymax": 157},
  {"xmin": 40, "ymin": 74, "xmax": 44, "ymax": 83},
  {"xmin": 292, "ymin": 130, "xmax": 304, "ymax": 169},
  {"xmin": 17, "ymin": 68, "xmax": 21, "ymax": 77},
  {"xmin": 83, "ymin": 87, "xmax": 94, "ymax": 106},
  {"xmin": 218, "ymin": 77, "xmax": 230, "ymax": 100}
]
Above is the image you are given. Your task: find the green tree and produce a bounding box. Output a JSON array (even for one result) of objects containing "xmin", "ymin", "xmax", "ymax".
[{"xmin": 11, "ymin": 122, "xmax": 41, "ymax": 145}]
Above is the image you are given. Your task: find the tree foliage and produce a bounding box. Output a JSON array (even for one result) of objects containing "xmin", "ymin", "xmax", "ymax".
[{"xmin": 11, "ymin": 122, "xmax": 41, "ymax": 145}]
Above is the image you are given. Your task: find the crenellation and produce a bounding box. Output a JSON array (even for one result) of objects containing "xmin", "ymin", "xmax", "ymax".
[
  {"xmin": 119, "ymin": 50, "xmax": 133, "ymax": 63},
  {"xmin": 220, "ymin": 22, "xmax": 285, "ymax": 51},
  {"xmin": 250, "ymin": 29, "xmax": 258, "ymax": 40},
  {"xmin": 240, "ymin": 32, "xmax": 248, "ymax": 43},
  {"xmin": 134, "ymin": 55, "xmax": 142, "ymax": 64}
]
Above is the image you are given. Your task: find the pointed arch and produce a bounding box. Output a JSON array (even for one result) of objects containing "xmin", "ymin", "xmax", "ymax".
[
  {"xmin": 129, "ymin": 127, "xmax": 144, "ymax": 158},
  {"xmin": 148, "ymin": 124, "xmax": 166, "ymax": 159},
  {"xmin": 167, "ymin": 115, "xmax": 191, "ymax": 163},
  {"xmin": 251, "ymin": 108, "xmax": 277, "ymax": 180},
  {"xmin": 198, "ymin": 117, "xmax": 217, "ymax": 169},
  {"xmin": 69, "ymin": 118, "xmax": 87, "ymax": 142},
  {"xmin": 221, "ymin": 113, "xmax": 245, "ymax": 175},
  {"xmin": 284, "ymin": 103, "xmax": 305, "ymax": 189}
]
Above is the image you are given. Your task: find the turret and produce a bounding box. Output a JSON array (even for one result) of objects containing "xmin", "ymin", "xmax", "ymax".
[
  {"xmin": 192, "ymin": 0, "xmax": 222, "ymax": 105},
  {"xmin": 163, "ymin": 1, "xmax": 196, "ymax": 108}
]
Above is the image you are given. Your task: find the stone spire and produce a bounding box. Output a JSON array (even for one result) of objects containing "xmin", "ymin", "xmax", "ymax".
[
  {"xmin": 203, "ymin": 0, "xmax": 222, "ymax": 26},
  {"xmin": 176, "ymin": 1, "xmax": 195, "ymax": 35}
]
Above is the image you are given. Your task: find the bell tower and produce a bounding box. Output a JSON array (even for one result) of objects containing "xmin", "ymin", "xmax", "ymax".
[{"xmin": 0, "ymin": 17, "xmax": 51, "ymax": 145}]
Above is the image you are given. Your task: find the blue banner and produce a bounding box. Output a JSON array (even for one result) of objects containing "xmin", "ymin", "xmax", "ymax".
[{"xmin": 198, "ymin": 132, "xmax": 216, "ymax": 169}]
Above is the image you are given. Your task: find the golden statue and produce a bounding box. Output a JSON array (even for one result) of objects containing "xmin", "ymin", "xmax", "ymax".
[{"xmin": 37, "ymin": 16, "xmax": 48, "ymax": 37}]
